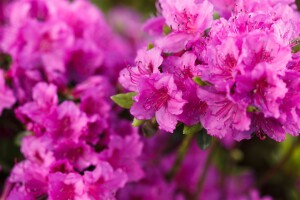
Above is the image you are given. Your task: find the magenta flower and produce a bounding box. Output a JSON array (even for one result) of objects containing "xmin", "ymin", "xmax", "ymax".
[
  {"xmin": 239, "ymin": 32, "xmax": 291, "ymax": 75},
  {"xmin": 48, "ymin": 172, "xmax": 84, "ymax": 200},
  {"xmin": 45, "ymin": 101, "xmax": 88, "ymax": 143},
  {"xmin": 53, "ymin": 141, "xmax": 97, "ymax": 171},
  {"xmin": 159, "ymin": 0, "xmax": 213, "ymax": 34},
  {"xmin": 178, "ymin": 84, "xmax": 207, "ymax": 126},
  {"xmin": 0, "ymin": 70, "xmax": 15, "ymax": 115},
  {"xmin": 83, "ymin": 162, "xmax": 127, "ymax": 200},
  {"xmin": 197, "ymin": 86, "xmax": 251, "ymax": 138},
  {"xmin": 162, "ymin": 52, "xmax": 199, "ymax": 86},
  {"xmin": 21, "ymin": 135, "xmax": 55, "ymax": 167},
  {"xmin": 156, "ymin": 0, "xmax": 213, "ymax": 52},
  {"xmin": 16, "ymin": 82, "xmax": 58, "ymax": 135},
  {"xmin": 208, "ymin": 0, "xmax": 235, "ymax": 18},
  {"xmin": 249, "ymin": 113, "xmax": 286, "ymax": 142},
  {"xmin": 8, "ymin": 161, "xmax": 49, "ymax": 199},
  {"xmin": 131, "ymin": 74, "xmax": 186, "ymax": 132},
  {"xmin": 201, "ymin": 37, "xmax": 240, "ymax": 90},
  {"xmin": 279, "ymin": 72, "xmax": 300, "ymax": 136},
  {"xmin": 119, "ymin": 47, "xmax": 163, "ymax": 91},
  {"xmin": 99, "ymin": 133, "xmax": 144, "ymax": 182},
  {"xmin": 235, "ymin": 63, "xmax": 288, "ymax": 119}
]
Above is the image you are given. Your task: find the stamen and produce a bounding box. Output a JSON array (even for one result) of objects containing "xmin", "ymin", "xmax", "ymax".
[{"xmin": 143, "ymin": 87, "xmax": 169, "ymax": 111}]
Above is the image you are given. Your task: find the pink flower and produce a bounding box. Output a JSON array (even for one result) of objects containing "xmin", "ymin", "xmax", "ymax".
[
  {"xmin": 99, "ymin": 133, "xmax": 144, "ymax": 182},
  {"xmin": 239, "ymin": 32, "xmax": 291, "ymax": 75},
  {"xmin": 21, "ymin": 136, "xmax": 55, "ymax": 167},
  {"xmin": 201, "ymin": 37, "xmax": 240, "ymax": 90},
  {"xmin": 0, "ymin": 70, "xmax": 15, "ymax": 115},
  {"xmin": 197, "ymin": 86, "xmax": 251, "ymax": 138},
  {"xmin": 83, "ymin": 162, "xmax": 127, "ymax": 200},
  {"xmin": 16, "ymin": 82, "xmax": 58, "ymax": 135},
  {"xmin": 159, "ymin": 0, "xmax": 213, "ymax": 34},
  {"xmin": 178, "ymin": 83, "xmax": 207, "ymax": 126},
  {"xmin": 131, "ymin": 74, "xmax": 186, "ymax": 132},
  {"xmin": 119, "ymin": 47, "xmax": 163, "ymax": 91},
  {"xmin": 208, "ymin": 0, "xmax": 235, "ymax": 18},
  {"xmin": 156, "ymin": 0, "xmax": 213, "ymax": 52},
  {"xmin": 48, "ymin": 172, "xmax": 84, "ymax": 200},
  {"xmin": 250, "ymin": 113, "xmax": 286, "ymax": 142},
  {"xmin": 8, "ymin": 161, "xmax": 49, "ymax": 199},
  {"xmin": 162, "ymin": 52, "xmax": 199, "ymax": 86},
  {"xmin": 235, "ymin": 63, "xmax": 288, "ymax": 119},
  {"xmin": 45, "ymin": 101, "xmax": 88, "ymax": 142},
  {"xmin": 53, "ymin": 141, "xmax": 97, "ymax": 171}
]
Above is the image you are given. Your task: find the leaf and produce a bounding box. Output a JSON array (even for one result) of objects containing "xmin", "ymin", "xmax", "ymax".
[
  {"xmin": 132, "ymin": 118, "xmax": 145, "ymax": 127},
  {"xmin": 142, "ymin": 120, "xmax": 158, "ymax": 137},
  {"xmin": 292, "ymin": 43, "xmax": 300, "ymax": 53},
  {"xmin": 192, "ymin": 76, "xmax": 211, "ymax": 86},
  {"xmin": 111, "ymin": 92, "xmax": 137, "ymax": 109},
  {"xmin": 15, "ymin": 131, "xmax": 32, "ymax": 146},
  {"xmin": 196, "ymin": 128, "xmax": 212, "ymax": 150},
  {"xmin": 183, "ymin": 123, "xmax": 202, "ymax": 135},
  {"xmin": 213, "ymin": 12, "xmax": 220, "ymax": 20},
  {"xmin": 148, "ymin": 43, "xmax": 154, "ymax": 50},
  {"xmin": 246, "ymin": 105, "xmax": 260, "ymax": 113},
  {"xmin": 0, "ymin": 53, "xmax": 12, "ymax": 71},
  {"xmin": 163, "ymin": 25, "xmax": 172, "ymax": 35}
]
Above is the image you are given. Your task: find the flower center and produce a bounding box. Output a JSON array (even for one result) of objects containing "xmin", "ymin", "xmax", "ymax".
[{"xmin": 143, "ymin": 87, "xmax": 170, "ymax": 111}]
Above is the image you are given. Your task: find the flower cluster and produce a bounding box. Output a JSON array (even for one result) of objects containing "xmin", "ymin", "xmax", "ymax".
[
  {"xmin": 119, "ymin": 0, "xmax": 300, "ymax": 141},
  {"xmin": 5, "ymin": 81, "xmax": 143, "ymax": 199},
  {"xmin": 0, "ymin": 0, "xmax": 144, "ymax": 199},
  {"xmin": 1, "ymin": 0, "xmax": 134, "ymax": 103}
]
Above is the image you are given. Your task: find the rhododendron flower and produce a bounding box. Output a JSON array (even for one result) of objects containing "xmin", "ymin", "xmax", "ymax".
[
  {"xmin": 0, "ymin": 69, "xmax": 15, "ymax": 115},
  {"xmin": 2, "ymin": 0, "xmax": 300, "ymax": 199},
  {"xmin": 118, "ymin": 0, "xmax": 300, "ymax": 142},
  {"xmin": 45, "ymin": 101, "xmax": 88, "ymax": 142},
  {"xmin": 99, "ymin": 133, "xmax": 144, "ymax": 182},
  {"xmin": 48, "ymin": 172, "xmax": 84, "ymax": 200},
  {"xmin": 197, "ymin": 86, "xmax": 251, "ymax": 138},
  {"xmin": 131, "ymin": 74, "xmax": 186, "ymax": 132},
  {"xmin": 156, "ymin": 0, "xmax": 213, "ymax": 52},
  {"xmin": 119, "ymin": 47, "xmax": 163, "ymax": 91},
  {"xmin": 235, "ymin": 63, "xmax": 288, "ymax": 119},
  {"xmin": 83, "ymin": 162, "xmax": 127, "ymax": 200},
  {"xmin": 1, "ymin": 0, "xmax": 146, "ymax": 199}
]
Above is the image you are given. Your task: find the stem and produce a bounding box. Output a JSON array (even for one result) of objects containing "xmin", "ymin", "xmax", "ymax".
[
  {"xmin": 193, "ymin": 139, "xmax": 217, "ymax": 200},
  {"xmin": 256, "ymin": 137, "xmax": 300, "ymax": 187},
  {"xmin": 166, "ymin": 131, "xmax": 195, "ymax": 181}
]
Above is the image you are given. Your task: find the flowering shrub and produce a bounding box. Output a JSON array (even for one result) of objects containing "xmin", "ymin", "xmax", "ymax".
[
  {"xmin": 0, "ymin": 0, "xmax": 300, "ymax": 199},
  {"xmin": 118, "ymin": 0, "xmax": 300, "ymax": 142},
  {"xmin": 0, "ymin": 0, "xmax": 144, "ymax": 199}
]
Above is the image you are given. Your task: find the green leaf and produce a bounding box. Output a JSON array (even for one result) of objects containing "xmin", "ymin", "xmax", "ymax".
[
  {"xmin": 183, "ymin": 123, "xmax": 202, "ymax": 135},
  {"xmin": 213, "ymin": 12, "xmax": 220, "ymax": 20},
  {"xmin": 292, "ymin": 43, "xmax": 300, "ymax": 53},
  {"xmin": 163, "ymin": 25, "xmax": 172, "ymax": 35},
  {"xmin": 193, "ymin": 76, "xmax": 210, "ymax": 86},
  {"xmin": 15, "ymin": 131, "xmax": 32, "ymax": 146},
  {"xmin": 196, "ymin": 128, "xmax": 212, "ymax": 150},
  {"xmin": 0, "ymin": 53, "xmax": 12, "ymax": 71},
  {"xmin": 246, "ymin": 105, "xmax": 260, "ymax": 113},
  {"xmin": 132, "ymin": 118, "xmax": 145, "ymax": 127},
  {"xmin": 148, "ymin": 43, "xmax": 154, "ymax": 50},
  {"xmin": 111, "ymin": 92, "xmax": 137, "ymax": 109}
]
